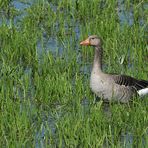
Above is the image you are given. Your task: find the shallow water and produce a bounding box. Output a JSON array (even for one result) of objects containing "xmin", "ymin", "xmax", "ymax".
[{"xmin": 0, "ymin": 0, "xmax": 147, "ymax": 147}]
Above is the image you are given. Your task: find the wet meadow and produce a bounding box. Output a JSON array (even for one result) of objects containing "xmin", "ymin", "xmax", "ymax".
[{"xmin": 0, "ymin": 0, "xmax": 148, "ymax": 147}]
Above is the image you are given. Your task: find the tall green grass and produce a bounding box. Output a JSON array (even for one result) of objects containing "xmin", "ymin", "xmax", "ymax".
[{"xmin": 0, "ymin": 0, "xmax": 147, "ymax": 147}]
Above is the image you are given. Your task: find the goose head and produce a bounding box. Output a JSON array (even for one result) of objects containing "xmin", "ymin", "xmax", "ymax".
[{"xmin": 80, "ymin": 35, "xmax": 102, "ymax": 47}]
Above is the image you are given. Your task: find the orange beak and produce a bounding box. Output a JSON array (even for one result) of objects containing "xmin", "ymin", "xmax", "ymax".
[{"xmin": 80, "ymin": 38, "xmax": 90, "ymax": 46}]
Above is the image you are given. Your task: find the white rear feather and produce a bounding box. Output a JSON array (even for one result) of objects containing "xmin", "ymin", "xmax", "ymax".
[{"xmin": 137, "ymin": 88, "xmax": 148, "ymax": 97}]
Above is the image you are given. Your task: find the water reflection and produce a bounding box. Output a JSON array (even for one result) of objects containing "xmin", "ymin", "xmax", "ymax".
[
  {"xmin": 0, "ymin": 1, "xmax": 31, "ymax": 26},
  {"xmin": 117, "ymin": 0, "xmax": 134, "ymax": 26},
  {"xmin": 1, "ymin": 0, "xmax": 147, "ymax": 147},
  {"xmin": 13, "ymin": 1, "xmax": 31, "ymax": 10},
  {"xmin": 118, "ymin": 0, "xmax": 147, "ymax": 26}
]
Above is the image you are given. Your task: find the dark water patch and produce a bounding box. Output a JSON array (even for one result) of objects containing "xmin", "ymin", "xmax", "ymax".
[
  {"xmin": 45, "ymin": 37, "xmax": 63, "ymax": 55},
  {"xmin": 120, "ymin": 131, "xmax": 148, "ymax": 148},
  {"xmin": 0, "ymin": 0, "xmax": 32, "ymax": 26},
  {"xmin": 13, "ymin": 0, "xmax": 31, "ymax": 10},
  {"xmin": 1, "ymin": 1, "xmax": 147, "ymax": 147},
  {"xmin": 117, "ymin": 0, "xmax": 134, "ymax": 26},
  {"xmin": 49, "ymin": 2, "xmax": 57, "ymax": 12},
  {"xmin": 13, "ymin": 1, "xmax": 32, "ymax": 24},
  {"xmin": 36, "ymin": 19, "xmax": 81, "ymax": 59},
  {"xmin": 117, "ymin": 0, "xmax": 147, "ymax": 27},
  {"xmin": 37, "ymin": 36, "xmax": 60, "ymax": 56}
]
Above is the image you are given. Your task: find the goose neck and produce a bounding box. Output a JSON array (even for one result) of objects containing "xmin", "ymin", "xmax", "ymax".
[{"xmin": 92, "ymin": 46, "xmax": 103, "ymax": 73}]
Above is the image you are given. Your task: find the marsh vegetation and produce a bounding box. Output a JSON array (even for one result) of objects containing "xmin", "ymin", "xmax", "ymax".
[{"xmin": 0, "ymin": 0, "xmax": 148, "ymax": 147}]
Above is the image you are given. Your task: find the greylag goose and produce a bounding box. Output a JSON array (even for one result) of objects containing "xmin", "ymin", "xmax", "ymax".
[{"xmin": 80, "ymin": 35, "xmax": 148, "ymax": 103}]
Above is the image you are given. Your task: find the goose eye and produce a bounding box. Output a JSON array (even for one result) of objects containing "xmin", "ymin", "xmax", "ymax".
[{"xmin": 91, "ymin": 38, "xmax": 94, "ymax": 40}]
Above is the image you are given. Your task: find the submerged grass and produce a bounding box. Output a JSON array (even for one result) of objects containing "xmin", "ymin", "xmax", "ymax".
[{"xmin": 0, "ymin": 0, "xmax": 148, "ymax": 147}]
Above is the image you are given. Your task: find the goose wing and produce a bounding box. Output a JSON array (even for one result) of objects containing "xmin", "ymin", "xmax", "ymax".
[{"xmin": 112, "ymin": 75, "xmax": 148, "ymax": 90}]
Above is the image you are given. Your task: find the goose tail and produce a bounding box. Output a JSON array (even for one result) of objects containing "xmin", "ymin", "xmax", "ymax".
[{"xmin": 137, "ymin": 88, "xmax": 148, "ymax": 97}]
